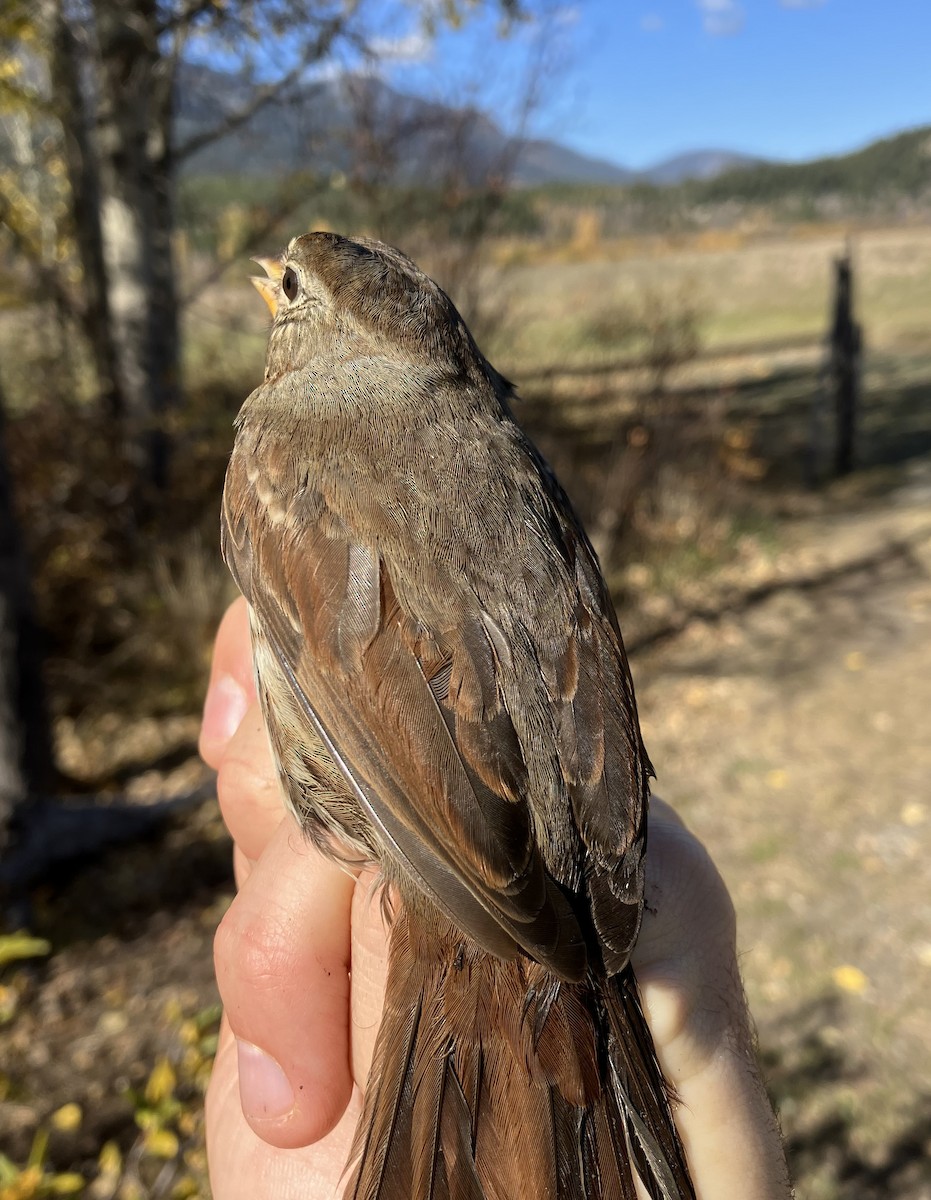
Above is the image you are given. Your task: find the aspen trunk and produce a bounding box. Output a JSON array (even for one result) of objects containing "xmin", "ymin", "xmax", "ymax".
[{"xmin": 92, "ymin": 0, "xmax": 180, "ymax": 489}]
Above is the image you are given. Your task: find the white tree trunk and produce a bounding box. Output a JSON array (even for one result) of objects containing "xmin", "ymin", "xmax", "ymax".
[{"xmin": 93, "ymin": 0, "xmax": 179, "ymax": 489}]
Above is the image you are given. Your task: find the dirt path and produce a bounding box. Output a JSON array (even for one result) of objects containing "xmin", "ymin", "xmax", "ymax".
[{"xmin": 634, "ymin": 466, "xmax": 931, "ymax": 1198}]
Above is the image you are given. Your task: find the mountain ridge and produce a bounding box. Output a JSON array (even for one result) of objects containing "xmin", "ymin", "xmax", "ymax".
[
  {"xmin": 176, "ymin": 65, "xmax": 760, "ymax": 185},
  {"xmin": 176, "ymin": 64, "xmax": 929, "ymax": 194}
]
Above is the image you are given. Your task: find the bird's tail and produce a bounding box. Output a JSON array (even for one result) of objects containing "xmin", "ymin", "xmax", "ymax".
[
  {"xmin": 602, "ymin": 968, "xmax": 695, "ymax": 1200},
  {"xmin": 345, "ymin": 907, "xmax": 696, "ymax": 1200}
]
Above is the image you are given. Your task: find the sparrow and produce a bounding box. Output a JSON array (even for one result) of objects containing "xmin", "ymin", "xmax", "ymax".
[{"xmin": 222, "ymin": 232, "xmax": 696, "ymax": 1200}]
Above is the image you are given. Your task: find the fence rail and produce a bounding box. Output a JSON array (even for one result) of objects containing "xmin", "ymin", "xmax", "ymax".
[{"xmin": 516, "ymin": 333, "xmax": 824, "ymax": 386}]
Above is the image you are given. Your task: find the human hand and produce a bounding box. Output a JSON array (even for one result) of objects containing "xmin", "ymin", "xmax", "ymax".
[{"xmin": 200, "ymin": 598, "xmax": 791, "ymax": 1199}]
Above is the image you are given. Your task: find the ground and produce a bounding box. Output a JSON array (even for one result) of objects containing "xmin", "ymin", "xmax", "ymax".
[{"xmin": 636, "ymin": 472, "xmax": 931, "ymax": 1200}]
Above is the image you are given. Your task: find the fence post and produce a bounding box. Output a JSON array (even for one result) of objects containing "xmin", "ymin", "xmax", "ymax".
[{"xmin": 828, "ymin": 246, "xmax": 862, "ymax": 477}]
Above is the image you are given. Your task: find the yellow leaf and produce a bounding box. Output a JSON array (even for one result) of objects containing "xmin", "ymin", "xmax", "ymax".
[
  {"xmin": 901, "ymin": 802, "xmax": 926, "ymax": 827},
  {"xmin": 178, "ymin": 1020, "xmax": 199, "ymax": 1047},
  {"xmin": 133, "ymin": 1109, "xmax": 157, "ymax": 1133},
  {"xmin": 0, "ymin": 934, "xmax": 51, "ymax": 969},
  {"xmin": 97, "ymin": 1141, "xmax": 122, "ymax": 1176},
  {"xmin": 51, "ymin": 1104, "xmax": 82, "ymax": 1133},
  {"xmin": 145, "ymin": 1059, "xmax": 176, "ymax": 1106},
  {"xmin": 0, "ymin": 1163, "xmax": 42, "ymax": 1199},
  {"xmin": 766, "ymin": 768, "xmax": 788, "ymax": 790},
  {"xmin": 832, "ymin": 964, "xmax": 868, "ymax": 994},
  {"xmin": 0, "ymin": 985, "xmax": 18, "ymax": 1024},
  {"xmin": 844, "ymin": 650, "xmax": 865, "ymax": 671},
  {"xmin": 144, "ymin": 1129, "xmax": 179, "ymax": 1160},
  {"xmin": 199, "ymin": 1034, "xmax": 218, "ymax": 1060},
  {"xmin": 49, "ymin": 1173, "xmax": 85, "ymax": 1194},
  {"xmin": 163, "ymin": 998, "xmax": 184, "ymax": 1024},
  {"xmin": 26, "ymin": 1128, "xmax": 48, "ymax": 1171}
]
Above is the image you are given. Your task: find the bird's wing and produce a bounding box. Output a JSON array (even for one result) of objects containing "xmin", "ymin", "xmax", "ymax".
[
  {"xmin": 222, "ymin": 430, "xmax": 648, "ymax": 982},
  {"xmin": 532, "ymin": 457, "xmax": 652, "ymax": 976}
]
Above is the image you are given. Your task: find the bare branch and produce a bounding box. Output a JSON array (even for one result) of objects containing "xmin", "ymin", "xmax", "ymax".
[
  {"xmin": 156, "ymin": 0, "xmax": 222, "ymax": 38},
  {"xmin": 0, "ymin": 193, "xmax": 83, "ymax": 323},
  {"xmin": 174, "ymin": 14, "xmax": 360, "ymax": 163},
  {"xmin": 179, "ymin": 177, "xmax": 326, "ymax": 305}
]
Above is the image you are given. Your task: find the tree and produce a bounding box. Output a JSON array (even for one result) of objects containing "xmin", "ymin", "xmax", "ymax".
[
  {"xmin": 57, "ymin": 0, "xmax": 368, "ymax": 488},
  {"xmin": 1, "ymin": 0, "xmax": 531, "ymax": 492},
  {"xmin": 0, "ymin": 0, "xmax": 552, "ymax": 882},
  {"xmin": 0, "ymin": 379, "xmax": 55, "ymax": 856}
]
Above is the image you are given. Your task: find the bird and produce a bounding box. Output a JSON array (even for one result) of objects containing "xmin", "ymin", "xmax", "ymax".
[{"xmin": 222, "ymin": 231, "xmax": 696, "ymax": 1200}]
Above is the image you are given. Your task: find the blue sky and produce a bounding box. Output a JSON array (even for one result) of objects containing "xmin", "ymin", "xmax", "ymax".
[{"xmin": 385, "ymin": 0, "xmax": 931, "ymax": 169}]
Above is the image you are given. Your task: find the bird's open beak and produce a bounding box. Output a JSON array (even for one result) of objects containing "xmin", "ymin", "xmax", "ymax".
[{"xmin": 250, "ymin": 256, "xmax": 284, "ymax": 316}]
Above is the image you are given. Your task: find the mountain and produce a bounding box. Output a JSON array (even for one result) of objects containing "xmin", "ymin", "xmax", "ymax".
[
  {"xmin": 640, "ymin": 150, "xmax": 763, "ymax": 185},
  {"xmin": 175, "ymin": 64, "xmax": 930, "ymax": 196},
  {"xmin": 689, "ymin": 124, "xmax": 931, "ymax": 202},
  {"xmin": 176, "ymin": 65, "xmax": 693, "ymax": 186},
  {"xmin": 513, "ymin": 139, "xmax": 635, "ymax": 185}
]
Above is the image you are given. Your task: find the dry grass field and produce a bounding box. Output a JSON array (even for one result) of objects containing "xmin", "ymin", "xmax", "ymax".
[
  {"xmin": 491, "ymin": 226, "xmax": 931, "ymax": 366},
  {"xmin": 1, "ymin": 222, "xmax": 930, "ymax": 1197}
]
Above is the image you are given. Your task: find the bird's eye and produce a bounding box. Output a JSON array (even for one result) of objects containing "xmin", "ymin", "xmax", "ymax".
[{"xmin": 281, "ymin": 267, "xmax": 299, "ymax": 301}]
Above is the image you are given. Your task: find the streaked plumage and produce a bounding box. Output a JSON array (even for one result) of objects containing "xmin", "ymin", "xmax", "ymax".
[{"xmin": 222, "ymin": 232, "xmax": 696, "ymax": 1199}]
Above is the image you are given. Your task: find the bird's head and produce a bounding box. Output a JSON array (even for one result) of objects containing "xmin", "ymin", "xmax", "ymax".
[{"xmin": 250, "ymin": 232, "xmax": 490, "ymax": 386}]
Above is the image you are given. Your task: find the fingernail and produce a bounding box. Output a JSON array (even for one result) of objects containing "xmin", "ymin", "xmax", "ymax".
[
  {"xmin": 236, "ymin": 1040, "xmax": 295, "ymax": 1122},
  {"xmin": 202, "ymin": 674, "xmax": 249, "ymax": 746}
]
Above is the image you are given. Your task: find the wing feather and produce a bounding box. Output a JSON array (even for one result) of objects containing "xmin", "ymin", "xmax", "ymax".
[{"xmin": 224, "ymin": 470, "xmax": 586, "ymax": 978}]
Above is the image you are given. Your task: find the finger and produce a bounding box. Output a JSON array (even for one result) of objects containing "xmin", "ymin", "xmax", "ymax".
[
  {"xmin": 234, "ymin": 843, "xmax": 253, "ymax": 890},
  {"xmin": 206, "ymin": 1014, "xmax": 363, "ymax": 1200},
  {"xmin": 201, "ymin": 597, "xmax": 255, "ymax": 769},
  {"xmin": 214, "ymin": 815, "xmax": 356, "ymax": 1148},
  {"xmin": 647, "ymin": 794, "xmax": 686, "ymax": 830},
  {"xmin": 634, "ymin": 803, "xmax": 740, "ymax": 1074},
  {"xmin": 638, "ymin": 813, "xmax": 736, "ymax": 974},
  {"xmin": 216, "ymin": 700, "xmax": 285, "ymax": 863},
  {"xmin": 348, "ymin": 870, "xmax": 391, "ymax": 1089}
]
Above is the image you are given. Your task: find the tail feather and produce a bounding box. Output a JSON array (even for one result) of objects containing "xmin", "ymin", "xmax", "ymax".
[
  {"xmin": 584, "ymin": 1105, "xmax": 637, "ymax": 1200},
  {"xmin": 410, "ymin": 1041, "xmax": 446, "ymax": 1198},
  {"xmin": 346, "ymin": 909, "xmax": 696, "ymax": 1200},
  {"xmin": 347, "ymin": 966, "xmax": 424, "ymax": 1200},
  {"xmin": 474, "ymin": 1065, "xmax": 547, "ymax": 1199},
  {"xmin": 440, "ymin": 1065, "xmax": 485, "ymax": 1200},
  {"xmin": 606, "ymin": 971, "xmax": 695, "ymax": 1200}
]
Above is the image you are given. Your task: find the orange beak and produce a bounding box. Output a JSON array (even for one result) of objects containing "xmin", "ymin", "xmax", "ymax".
[{"xmin": 250, "ymin": 255, "xmax": 284, "ymax": 316}]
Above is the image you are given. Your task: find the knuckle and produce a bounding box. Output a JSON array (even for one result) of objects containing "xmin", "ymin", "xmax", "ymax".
[
  {"xmin": 216, "ymin": 748, "xmax": 280, "ymax": 825},
  {"xmin": 214, "ymin": 901, "xmax": 298, "ymax": 998}
]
